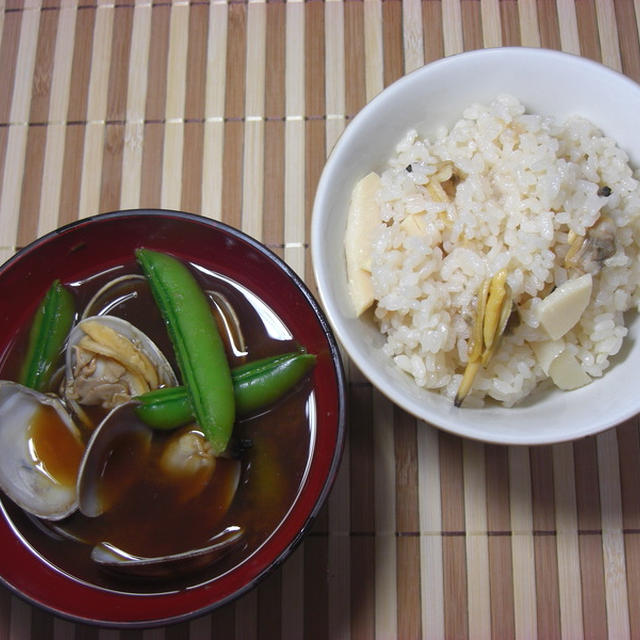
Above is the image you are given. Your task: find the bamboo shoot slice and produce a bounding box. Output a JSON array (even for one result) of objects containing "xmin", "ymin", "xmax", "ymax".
[
  {"xmin": 344, "ymin": 172, "xmax": 382, "ymax": 316},
  {"xmin": 536, "ymin": 274, "xmax": 592, "ymax": 340}
]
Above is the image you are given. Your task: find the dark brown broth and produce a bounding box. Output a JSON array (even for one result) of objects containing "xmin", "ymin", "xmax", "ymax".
[
  {"xmin": 27, "ymin": 405, "xmax": 84, "ymax": 489},
  {"xmin": 0, "ymin": 260, "xmax": 313, "ymax": 592}
]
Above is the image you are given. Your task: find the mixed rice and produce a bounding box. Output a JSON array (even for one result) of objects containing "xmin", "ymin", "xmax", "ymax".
[{"xmin": 347, "ymin": 95, "xmax": 640, "ymax": 406}]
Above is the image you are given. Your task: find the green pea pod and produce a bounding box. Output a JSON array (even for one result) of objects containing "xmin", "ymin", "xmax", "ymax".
[
  {"xmin": 234, "ymin": 352, "xmax": 316, "ymax": 416},
  {"xmin": 135, "ymin": 386, "xmax": 193, "ymax": 430},
  {"xmin": 136, "ymin": 351, "xmax": 316, "ymax": 430},
  {"xmin": 230, "ymin": 351, "xmax": 305, "ymax": 381},
  {"xmin": 136, "ymin": 248, "xmax": 235, "ymax": 455},
  {"xmin": 19, "ymin": 279, "xmax": 75, "ymax": 392}
]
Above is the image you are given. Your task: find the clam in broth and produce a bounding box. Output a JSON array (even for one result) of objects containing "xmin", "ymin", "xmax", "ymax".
[{"xmin": 0, "ymin": 260, "xmax": 314, "ymax": 590}]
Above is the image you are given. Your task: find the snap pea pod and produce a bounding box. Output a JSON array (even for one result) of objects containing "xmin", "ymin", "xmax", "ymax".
[
  {"xmin": 136, "ymin": 386, "xmax": 191, "ymax": 430},
  {"xmin": 135, "ymin": 351, "xmax": 316, "ymax": 430},
  {"xmin": 19, "ymin": 279, "xmax": 75, "ymax": 392},
  {"xmin": 233, "ymin": 351, "xmax": 316, "ymax": 416},
  {"xmin": 135, "ymin": 248, "xmax": 235, "ymax": 455}
]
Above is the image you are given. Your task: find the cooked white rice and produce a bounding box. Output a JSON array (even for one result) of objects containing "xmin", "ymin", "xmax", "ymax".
[{"xmin": 370, "ymin": 94, "xmax": 640, "ymax": 406}]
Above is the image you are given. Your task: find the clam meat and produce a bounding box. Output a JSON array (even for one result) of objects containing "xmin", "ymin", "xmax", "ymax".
[
  {"xmin": 454, "ymin": 269, "xmax": 514, "ymax": 406},
  {"xmin": 74, "ymin": 404, "xmax": 243, "ymax": 573},
  {"xmin": 564, "ymin": 216, "xmax": 617, "ymax": 273},
  {"xmin": 64, "ymin": 315, "xmax": 177, "ymax": 425},
  {"xmin": 160, "ymin": 426, "xmax": 219, "ymax": 503}
]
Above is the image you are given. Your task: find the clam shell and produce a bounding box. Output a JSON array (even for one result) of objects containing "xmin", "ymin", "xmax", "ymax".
[
  {"xmin": 90, "ymin": 525, "xmax": 244, "ymax": 578},
  {"xmin": 64, "ymin": 315, "xmax": 177, "ymax": 425},
  {"xmin": 80, "ymin": 274, "xmax": 148, "ymax": 320},
  {"xmin": 0, "ymin": 381, "xmax": 83, "ymax": 520},
  {"xmin": 76, "ymin": 401, "xmax": 153, "ymax": 518},
  {"xmin": 206, "ymin": 290, "xmax": 248, "ymax": 358}
]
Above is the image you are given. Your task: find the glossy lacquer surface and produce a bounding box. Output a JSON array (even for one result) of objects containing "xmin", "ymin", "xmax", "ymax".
[{"xmin": 0, "ymin": 211, "xmax": 345, "ymax": 626}]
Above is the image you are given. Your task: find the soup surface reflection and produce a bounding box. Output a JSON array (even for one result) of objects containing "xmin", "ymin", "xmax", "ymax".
[{"xmin": 0, "ymin": 260, "xmax": 313, "ymax": 592}]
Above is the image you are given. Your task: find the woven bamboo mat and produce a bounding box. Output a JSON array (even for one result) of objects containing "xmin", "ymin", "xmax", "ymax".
[{"xmin": 0, "ymin": 0, "xmax": 640, "ymax": 638}]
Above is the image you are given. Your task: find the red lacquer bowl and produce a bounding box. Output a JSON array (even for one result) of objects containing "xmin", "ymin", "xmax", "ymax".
[{"xmin": 0, "ymin": 210, "xmax": 346, "ymax": 627}]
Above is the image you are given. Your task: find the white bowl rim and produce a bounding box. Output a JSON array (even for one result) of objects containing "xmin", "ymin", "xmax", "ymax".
[{"xmin": 311, "ymin": 47, "xmax": 640, "ymax": 446}]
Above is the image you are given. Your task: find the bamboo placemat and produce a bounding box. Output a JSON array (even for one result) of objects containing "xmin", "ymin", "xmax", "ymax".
[{"xmin": 0, "ymin": 1, "xmax": 639, "ymax": 638}]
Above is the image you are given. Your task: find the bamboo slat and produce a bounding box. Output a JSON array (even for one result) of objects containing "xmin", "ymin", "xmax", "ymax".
[
  {"xmin": 442, "ymin": 0, "xmax": 463, "ymax": 55},
  {"xmin": 241, "ymin": 0, "xmax": 266, "ymax": 239},
  {"xmin": 78, "ymin": 3, "xmax": 113, "ymax": 219},
  {"xmin": 0, "ymin": 3, "xmax": 39, "ymax": 247},
  {"xmin": 283, "ymin": 0, "xmax": 304, "ymax": 276},
  {"xmin": 463, "ymin": 440, "xmax": 491, "ymax": 640},
  {"xmin": 363, "ymin": 0, "xmax": 383, "ymax": 101},
  {"xmin": 37, "ymin": 2, "xmax": 77, "ymax": 235},
  {"xmin": 509, "ymin": 446, "xmax": 537, "ymax": 639},
  {"xmin": 595, "ymin": 0, "xmax": 622, "ymax": 71},
  {"xmin": 120, "ymin": 3, "xmax": 151, "ymax": 211},
  {"xmin": 598, "ymin": 429, "xmax": 631, "ymax": 639},
  {"xmin": 160, "ymin": 2, "xmax": 188, "ymax": 211},
  {"xmin": 201, "ymin": 0, "xmax": 227, "ymax": 221},
  {"xmin": 402, "ymin": 0, "xmax": 424, "ymax": 72},
  {"xmin": 481, "ymin": 0, "xmax": 502, "ymax": 47},
  {"xmin": 553, "ymin": 442, "xmax": 585, "ymax": 639},
  {"xmin": 324, "ymin": 0, "xmax": 345, "ymax": 152}
]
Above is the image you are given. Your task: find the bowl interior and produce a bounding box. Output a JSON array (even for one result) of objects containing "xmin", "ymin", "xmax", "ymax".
[
  {"xmin": 312, "ymin": 47, "xmax": 640, "ymax": 445},
  {"xmin": 0, "ymin": 210, "xmax": 345, "ymax": 625}
]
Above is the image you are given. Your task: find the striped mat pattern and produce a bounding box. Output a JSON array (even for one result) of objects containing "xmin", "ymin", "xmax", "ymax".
[{"xmin": 1, "ymin": 1, "xmax": 640, "ymax": 638}]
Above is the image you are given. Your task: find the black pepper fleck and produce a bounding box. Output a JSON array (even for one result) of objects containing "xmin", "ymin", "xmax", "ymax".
[
  {"xmin": 598, "ymin": 185, "xmax": 612, "ymax": 197},
  {"xmin": 405, "ymin": 164, "xmax": 413, "ymax": 173}
]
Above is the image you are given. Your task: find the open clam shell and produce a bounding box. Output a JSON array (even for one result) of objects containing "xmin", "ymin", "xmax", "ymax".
[
  {"xmin": 207, "ymin": 290, "xmax": 248, "ymax": 358},
  {"xmin": 80, "ymin": 274, "xmax": 148, "ymax": 320},
  {"xmin": 76, "ymin": 401, "xmax": 153, "ymax": 518},
  {"xmin": 0, "ymin": 381, "xmax": 83, "ymax": 520},
  {"xmin": 64, "ymin": 315, "xmax": 177, "ymax": 427},
  {"xmin": 90, "ymin": 525, "xmax": 245, "ymax": 578}
]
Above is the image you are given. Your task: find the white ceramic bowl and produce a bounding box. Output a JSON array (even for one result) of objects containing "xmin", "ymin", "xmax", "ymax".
[{"xmin": 311, "ymin": 47, "xmax": 640, "ymax": 445}]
